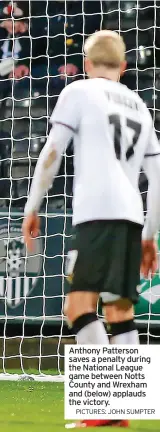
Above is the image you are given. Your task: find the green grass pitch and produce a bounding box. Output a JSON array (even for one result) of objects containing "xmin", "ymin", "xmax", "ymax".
[{"xmin": 0, "ymin": 378, "xmax": 159, "ymax": 432}]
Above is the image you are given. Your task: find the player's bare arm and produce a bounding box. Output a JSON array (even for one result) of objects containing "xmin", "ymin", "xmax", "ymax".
[
  {"xmin": 141, "ymin": 127, "xmax": 160, "ymax": 278},
  {"xmin": 23, "ymin": 123, "xmax": 74, "ymax": 251}
]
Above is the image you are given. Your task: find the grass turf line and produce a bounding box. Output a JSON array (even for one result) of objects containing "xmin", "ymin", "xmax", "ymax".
[{"xmin": 0, "ymin": 379, "xmax": 159, "ymax": 431}]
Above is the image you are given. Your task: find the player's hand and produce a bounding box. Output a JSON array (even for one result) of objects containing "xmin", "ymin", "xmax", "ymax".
[
  {"xmin": 141, "ymin": 239, "xmax": 158, "ymax": 279},
  {"xmin": 22, "ymin": 212, "xmax": 40, "ymax": 252}
]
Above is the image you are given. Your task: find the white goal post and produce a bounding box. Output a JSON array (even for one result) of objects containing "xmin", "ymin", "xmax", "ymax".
[{"xmin": 0, "ymin": 0, "xmax": 159, "ymax": 382}]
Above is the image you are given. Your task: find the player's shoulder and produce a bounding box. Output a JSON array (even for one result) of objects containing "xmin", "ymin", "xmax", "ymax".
[
  {"xmin": 58, "ymin": 80, "xmax": 92, "ymax": 108},
  {"xmin": 118, "ymin": 82, "xmax": 148, "ymax": 112},
  {"xmin": 60, "ymin": 80, "xmax": 87, "ymax": 97}
]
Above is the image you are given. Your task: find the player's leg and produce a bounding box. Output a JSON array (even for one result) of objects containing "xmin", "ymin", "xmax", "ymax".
[
  {"xmin": 65, "ymin": 221, "xmax": 134, "ymax": 429},
  {"xmin": 87, "ymin": 223, "xmax": 141, "ymax": 429},
  {"xmin": 74, "ymin": 299, "xmax": 132, "ymax": 428},
  {"xmin": 65, "ymin": 222, "xmax": 112, "ymax": 429},
  {"xmin": 79, "ymin": 222, "xmax": 141, "ymax": 429},
  {"xmin": 94, "ymin": 300, "xmax": 137, "ymax": 428},
  {"xmin": 103, "ymin": 298, "xmax": 139, "ymax": 345},
  {"xmin": 64, "ymin": 291, "xmax": 108, "ymax": 344},
  {"xmin": 102, "ymin": 221, "xmax": 141, "ymax": 345},
  {"xmin": 64, "ymin": 221, "xmax": 109, "ymax": 345}
]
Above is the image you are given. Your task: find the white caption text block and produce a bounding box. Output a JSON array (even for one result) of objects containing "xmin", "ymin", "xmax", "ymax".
[{"xmin": 65, "ymin": 345, "xmax": 160, "ymax": 420}]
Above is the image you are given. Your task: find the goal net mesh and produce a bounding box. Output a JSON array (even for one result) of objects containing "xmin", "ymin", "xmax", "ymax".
[{"xmin": 0, "ymin": 0, "xmax": 159, "ymax": 381}]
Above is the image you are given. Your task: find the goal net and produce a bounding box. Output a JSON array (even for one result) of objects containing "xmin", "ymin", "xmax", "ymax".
[{"xmin": 0, "ymin": 0, "xmax": 159, "ymax": 382}]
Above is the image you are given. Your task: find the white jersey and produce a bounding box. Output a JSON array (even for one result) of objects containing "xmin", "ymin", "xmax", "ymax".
[
  {"xmin": 50, "ymin": 78, "xmax": 160, "ymax": 227},
  {"xmin": 25, "ymin": 77, "xmax": 160, "ymax": 240}
]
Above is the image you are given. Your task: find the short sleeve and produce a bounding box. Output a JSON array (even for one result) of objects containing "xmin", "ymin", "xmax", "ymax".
[
  {"xmin": 144, "ymin": 125, "xmax": 160, "ymax": 158},
  {"xmin": 50, "ymin": 84, "xmax": 80, "ymax": 133}
]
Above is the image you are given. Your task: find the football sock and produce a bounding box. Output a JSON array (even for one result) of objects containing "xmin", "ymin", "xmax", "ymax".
[
  {"xmin": 109, "ymin": 319, "xmax": 139, "ymax": 344},
  {"xmin": 72, "ymin": 312, "xmax": 109, "ymax": 344}
]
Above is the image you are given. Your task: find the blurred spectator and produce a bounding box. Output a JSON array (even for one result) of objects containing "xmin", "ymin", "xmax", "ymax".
[
  {"xmin": 31, "ymin": 1, "xmax": 104, "ymax": 88},
  {"xmin": 0, "ymin": 1, "xmax": 104, "ymax": 96},
  {"xmin": 49, "ymin": 1, "xmax": 104, "ymax": 79},
  {"xmin": 0, "ymin": 1, "xmax": 46, "ymax": 97},
  {"xmin": 0, "ymin": 1, "xmax": 30, "ymax": 80}
]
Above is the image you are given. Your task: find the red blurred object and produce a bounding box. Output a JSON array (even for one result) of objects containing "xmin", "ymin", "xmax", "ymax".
[
  {"xmin": 78, "ymin": 419, "xmax": 129, "ymax": 427},
  {"xmin": 7, "ymin": 4, "xmax": 13, "ymax": 15}
]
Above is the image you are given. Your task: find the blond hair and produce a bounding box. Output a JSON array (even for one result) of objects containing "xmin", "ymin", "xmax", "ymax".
[{"xmin": 84, "ymin": 30, "xmax": 126, "ymax": 69}]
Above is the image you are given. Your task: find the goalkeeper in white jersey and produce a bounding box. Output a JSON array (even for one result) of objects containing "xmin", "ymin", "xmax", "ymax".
[{"xmin": 23, "ymin": 30, "xmax": 160, "ymax": 428}]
